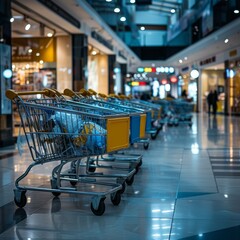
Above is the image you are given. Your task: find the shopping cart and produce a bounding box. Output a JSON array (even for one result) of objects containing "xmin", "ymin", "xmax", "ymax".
[
  {"xmin": 129, "ymin": 98, "xmax": 163, "ymax": 139},
  {"xmin": 152, "ymin": 99, "xmax": 178, "ymax": 127},
  {"xmin": 170, "ymin": 99, "xmax": 194, "ymax": 127},
  {"xmin": 64, "ymin": 88, "xmax": 150, "ymax": 150},
  {"xmin": 6, "ymin": 89, "xmax": 132, "ymax": 216},
  {"xmin": 46, "ymin": 88, "xmax": 142, "ymax": 186}
]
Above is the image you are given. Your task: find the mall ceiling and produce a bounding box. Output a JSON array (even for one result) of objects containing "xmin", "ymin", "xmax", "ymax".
[{"xmin": 10, "ymin": 0, "xmax": 240, "ymax": 69}]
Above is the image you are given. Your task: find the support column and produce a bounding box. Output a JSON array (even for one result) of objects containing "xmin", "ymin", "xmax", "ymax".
[
  {"xmin": 120, "ymin": 63, "xmax": 127, "ymax": 94},
  {"xmin": 0, "ymin": 0, "xmax": 15, "ymax": 147},
  {"xmin": 108, "ymin": 55, "xmax": 116, "ymax": 94},
  {"xmin": 72, "ymin": 34, "xmax": 88, "ymax": 91}
]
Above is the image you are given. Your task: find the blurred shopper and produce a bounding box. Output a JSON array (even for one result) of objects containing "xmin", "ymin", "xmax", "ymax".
[
  {"xmin": 181, "ymin": 89, "xmax": 187, "ymax": 99},
  {"xmin": 207, "ymin": 90, "xmax": 218, "ymax": 116},
  {"xmin": 212, "ymin": 90, "xmax": 218, "ymax": 116}
]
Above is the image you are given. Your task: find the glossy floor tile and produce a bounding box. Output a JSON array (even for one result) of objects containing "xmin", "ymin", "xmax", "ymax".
[{"xmin": 1, "ymin": 113, "xmax": 240, "ymax": 239}]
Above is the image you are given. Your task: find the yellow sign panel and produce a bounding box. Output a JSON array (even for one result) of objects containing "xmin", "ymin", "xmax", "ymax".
[{"xmin": 12, "ymin": 37, "xmax": 56, "ymax": 62}]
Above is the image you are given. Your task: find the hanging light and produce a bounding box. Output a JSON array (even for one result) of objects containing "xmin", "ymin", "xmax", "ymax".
[
  {"xmin": 120, "ymin": 16, "xmax": 126, "ymax": 21},
  {"xmin": 190, "ymin": 69, "xmax": 199, "ymax": 79},
  {"xmin": 114, "ymin": 7, "xmax": 120, "ymax": 13},
  {"xmin": 24, "ymin": 17, "xmax": 31, "ymax": 31}
]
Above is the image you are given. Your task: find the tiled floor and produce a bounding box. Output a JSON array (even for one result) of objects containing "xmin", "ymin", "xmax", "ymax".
[{"xmin": 1, "ymin": 113, "xmax": 240, "ymax": 239}]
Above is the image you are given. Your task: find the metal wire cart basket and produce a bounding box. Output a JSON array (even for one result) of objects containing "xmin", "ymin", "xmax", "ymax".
[{"xmin": 6, "ymin": 89, "xmax": 133, "ymax": 216}]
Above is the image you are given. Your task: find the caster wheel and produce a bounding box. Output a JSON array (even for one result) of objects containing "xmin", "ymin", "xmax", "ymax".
[
  {"xmin": 91, "ymin": 198, "xmax": 105, "ymax": 216},
  {"xmin": 70, "ymin": 180, "xmax": 77, "ymax": 186},
  {"xmin": 88, "ymin": 160, "xmax": 96, "ymax": 172},
  {"xmin": 111, "ymin": 191, "xmax": 121, "ymax": 206},
  {"xmin": 151, "ymin": 133, "xmax": 157, "ymax": 140},
  {"xmin": 144, "ymin": 143, "xmax": 149, "ymax": 150},
  {"xmin": 88, "ymin": 165, "xmax": 96, "ymax": 173},
  {"xmin": 51, "ymin": 179, "xmax": 61, "ymax": 197},
  {"xmin": 119, "ymin": 182, "xmax": 126, "ymax": 194},
  {"xmin": 138, "ymin": 159, "xmax": 143, "ymax": 167},
  {"xmin": 52, "ymin": 191, "xmax": 61, "ymax": 197},
  {"xmin": 14, "ymin": 192, "xmax": 27, "ymax": 208},
  {"xmin": 126, "ymin": 175, "xmax": 134, "ymax": 186}
]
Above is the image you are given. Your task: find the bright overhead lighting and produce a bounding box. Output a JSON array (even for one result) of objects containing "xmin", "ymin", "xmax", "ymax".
[
  {"xmin": 25, "ymin": 23, "xmax": 31, "ymax": 31},
  {"xmin": 106, "ymin": 0, "xmax": 112, "ymax": 2},
  {"xmin": 179, "ymin": 59, "xmax": 183, "ymax": 63},
  {"xmin": 140, "ymin": 26, "xmax": 145, "ymax": 31},
  {"xmin": 114, "ymin": 7, "xmax": 120, "ymax": 13},
  {"xmin": 184, "ymin": 57, "xmax": 188, "ymax": 60},
  {"xmin": 47, "ymin": 32, "xmax": 53, "ymax": 37},
  {"xmin": 10, "ymin": 17, "xmax": 14, "ymax": 22},
  {"xmin": 234, "ymin": 9, "xmax": 239, "ymax": 14},
  {"xmin": 224, "ymin": 38, "xmax": 229, "ymax": 43},
  {"xmin": 130, "ymin": 0, "xmax": 135, "ymax": 3},
  {"xmin": 170, "ymin": 9, "xmax": 175, "ymax": 13},
  {"xmin": 120, "ymin": 16, "xmax": 126, "ymax": 21}
]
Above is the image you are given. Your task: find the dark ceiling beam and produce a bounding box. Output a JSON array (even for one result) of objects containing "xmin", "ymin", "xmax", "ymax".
[
  {"xmin": 152, "ymin": 0, "xmax": 182, "ymax": 7},
  {"xmin": 136, "ymin": 5, "xmax": 172, "ymax": 14}
]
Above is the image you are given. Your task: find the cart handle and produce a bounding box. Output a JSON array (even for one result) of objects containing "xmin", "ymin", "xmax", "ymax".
[
  {"xmin": 98, "ymin": 93, "xmax": 108, "ymax": 98},
  {"xmin": 108, "ymin": 93, "xmax": 119, "ymax": 99},
  {"xmin": 5, "ymin": 89, "xmax": 56, "ymax": 100},
  {"xmin": 88, "ymin": 89, "xmax": 97, "ymax": 95},
  {"xmin": 63, "ymin": 88, "xmax": 76, "ymax": 98},
  {"xmin": 63, "ymin": 88, "xmax": 91, "ymax": 98}
]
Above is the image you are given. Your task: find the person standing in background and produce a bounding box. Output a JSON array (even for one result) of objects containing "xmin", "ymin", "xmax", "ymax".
[
  {"xmin": 212, "ymin": 90, "xmax": 218, "ymax": 116},
  {"xmin": 207, "ymin": 90, "xmax": 214, "ymax": 115}
]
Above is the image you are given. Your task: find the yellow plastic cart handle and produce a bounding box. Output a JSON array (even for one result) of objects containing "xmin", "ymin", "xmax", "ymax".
[
  {"xmin": 5, "ymin": 89, "xmax": 56, "ymax": 100},
  {"xmin": 98, "ymin": 93, "xmax": 108, "ymax": 98},
  {"xmin": 88, "ymin": 89, "xmax": 97, "ymax": 95},
  {"xmin": 63, "ymin": 88, "xmax": 76, "ymax": 98}
]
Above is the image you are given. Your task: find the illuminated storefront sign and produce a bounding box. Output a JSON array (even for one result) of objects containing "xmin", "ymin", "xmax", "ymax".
[
  {"xmin": 137, "ymin": 66, "xmax": 174, "ymax": 73},
  {"xmin": 12, "ymin": 37, "xmax": 56, "ymax": 62}
]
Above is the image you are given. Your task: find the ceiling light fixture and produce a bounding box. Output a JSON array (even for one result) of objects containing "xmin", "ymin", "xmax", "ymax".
[
  {"xmin": 170, "ymin": 9, "xmax": 175, "ymax": 13},
  {"xmin": 179, "ymin": 59, "xmax": 183, "ymax": 63},
  {"xmin": 10, "ymin": 17, "xmax": 14, "ymax": 23},
  {"xmin": 130, "ymin": 0, "xmax": 135, "ymax": 3},
  {"xmin": 106, "ymin": 0, "xmax": 112, "ymax": 2},
  {"xmin": 24, "ymin": 17, "xmax": 31, "ymax": 31},
  {"xmin": 120, "ymin": 16, "xmax": 126, "ymax": 21},
  {"xmin": 224, "ymin": 38, "xmax": 229, "ymax": 43},
  {"xmin": 234, "ymin": 9, "xmax": 239, "ymax": 14},
  {"xmin": 140, "ymin": 26, "xmax": 145, "ymax": 31},
  {"xmin": 114, "ymin": 7, "xmax": 120, "ymax": 13}
]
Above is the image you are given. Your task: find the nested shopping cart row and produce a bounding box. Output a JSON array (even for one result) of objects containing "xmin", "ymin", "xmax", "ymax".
[{"xmin": 6, "ymin": 88, "xmax": 160, "ymax": 216}]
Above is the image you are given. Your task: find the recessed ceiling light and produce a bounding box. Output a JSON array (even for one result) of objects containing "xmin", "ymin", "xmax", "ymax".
[
  {"xmin": 170, "ymin": 9, "xmax": 175, "ymax": 13},
  {"xmin": 130, "ymin": 0, "xmax": 135, "ymax": 3},
  {"xmin": 179, "ymin": 59, "xmax": 183, "ymax": 63},
  {"xmin": 10, "ymin": 17, "xmax": 14, "ymax": 22},
  {"xmin": 234, "ymin": 9, "xmax": 239, "ymax": 14},
  {"xmin": 114, "ymin": 7, "xmax": 120, "ymax": 13},
  {"xmin": 140, "ymin": 26, "xmax": 145, "ymax": 31},
  {"xmin": 224, "ymin": 38, "xmax": 229, "ymax": 43},
  {"xmin": 184, "ymin": 57, "xmax": 188, "ymax": 60},
  {"xmin": 47, "ymin": 32, "xmax": 53, "ymax": 37},
  {"xmin": 106, "ymin": 0, "xmax": 112, "ymax": 2},
  {"xmin": 120, "ymin": 16, "xmax": 126, "ymax": 21}
]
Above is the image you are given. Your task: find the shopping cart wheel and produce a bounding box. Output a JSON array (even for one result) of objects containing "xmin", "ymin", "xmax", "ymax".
[
  {"xmin": 110, "ymin": 191, "xmax": 121, "ymax": 206},
  {"xmin": 70, "ymin": 180, "xmax": 77, "ymax": 186},
  {"xmin": 91, "ymin": 198, "xmax": 105, "ymax": 216},
  {"xmin": 138, "ymin": 158, "xmax": 143, "ymax": 167},
  {"xmin": 88, "ymin": 159, "xmax": 96, "ymax": 173},
  {"xmin": 151, "ymin": 132, "xmax": 157, "ymax": 140},
  {"xmin": 126, "ymin": 174, "xmax": 134, "ymax": 186},
  {"xmin": 144, "ymin": 143, "xmax": 149, "ymax": 150},
  {"xmin": 14, "ymin": 190, "xmax": 27, "ymax": 208},
  {"xmin": 51, "ymin": 179, "xmax": 61, "ymax": 197}
]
